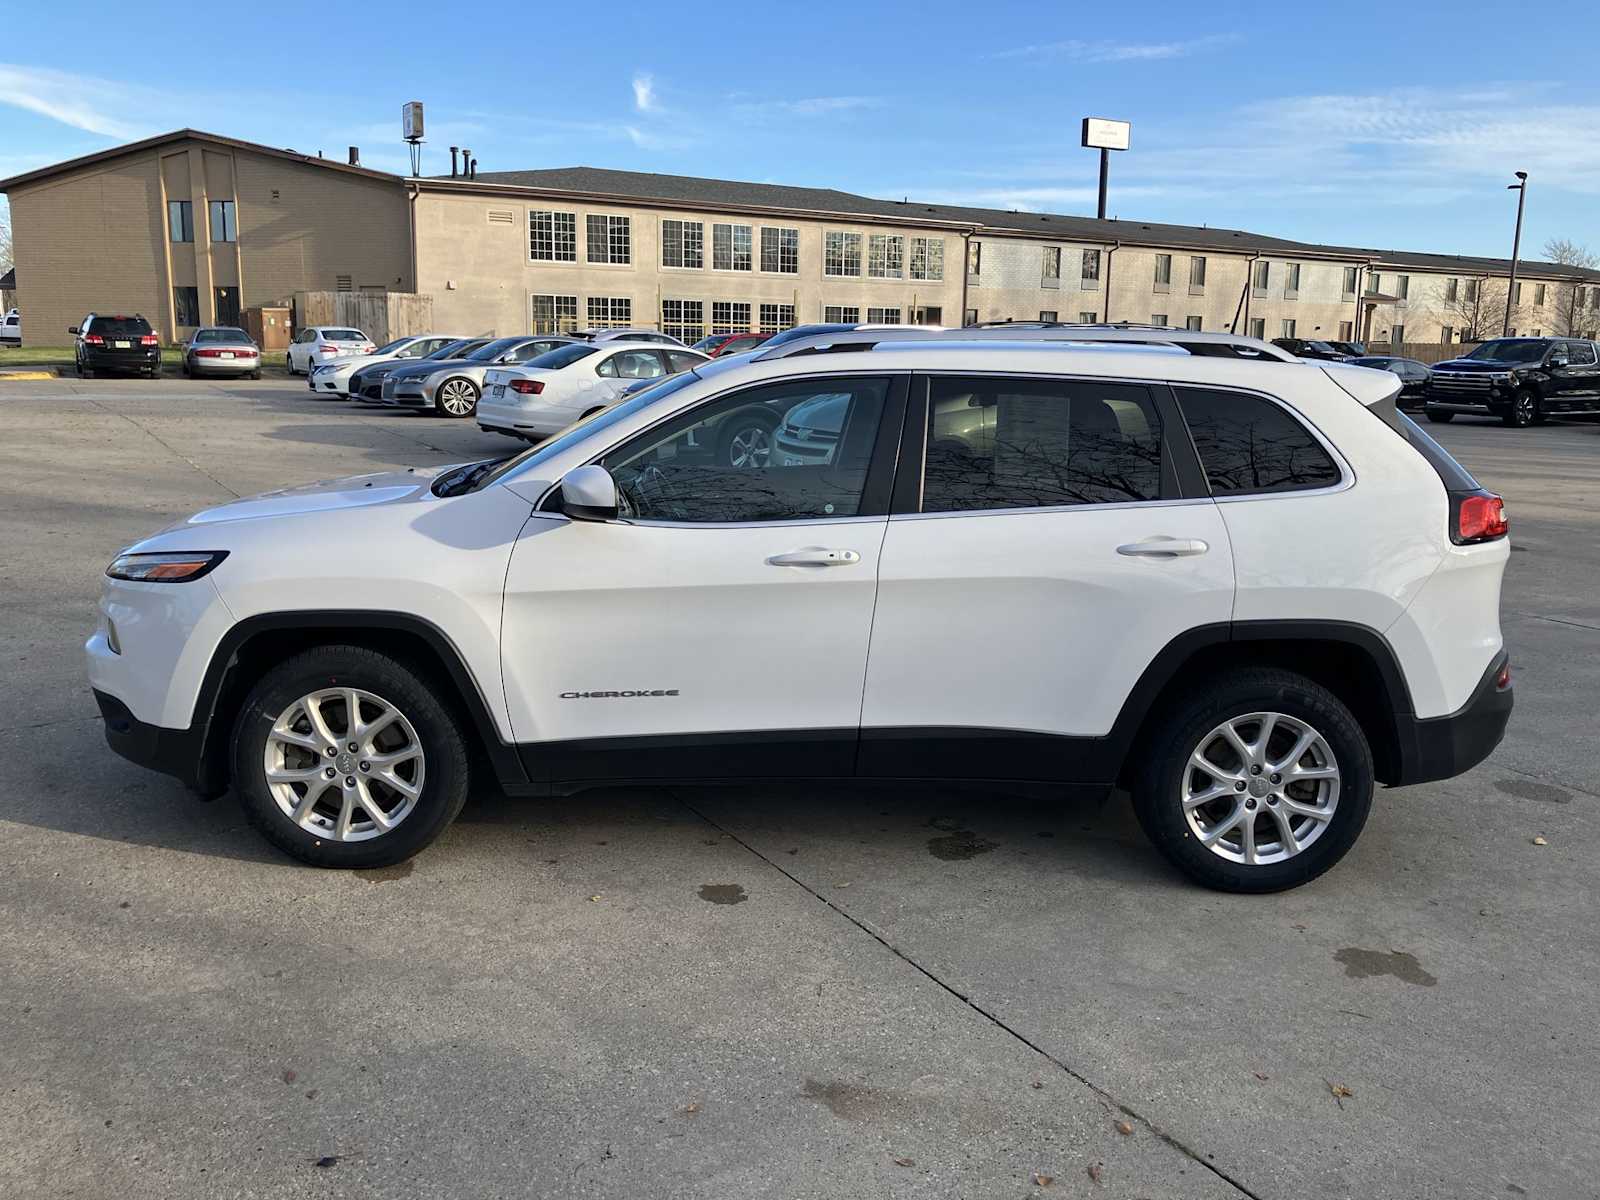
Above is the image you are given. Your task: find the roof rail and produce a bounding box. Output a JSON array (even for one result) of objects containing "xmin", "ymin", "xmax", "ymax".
[{"xmin": 755, "ymin": 324, "xmax": 1298, "ymax": 363}]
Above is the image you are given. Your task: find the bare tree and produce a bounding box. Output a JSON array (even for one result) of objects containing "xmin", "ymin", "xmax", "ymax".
[
  {"xmin": 1432, "ymin": 276, "xmax": 1520, "ymax": 343},
  {"xmin": 1542, "ymin": 238, "xmax": 1599, "ymax": 337}
]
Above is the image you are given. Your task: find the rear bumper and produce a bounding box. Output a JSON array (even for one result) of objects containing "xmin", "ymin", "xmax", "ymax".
[
  {"xmin": 94, "ymin": 688, "xmax": 209, "ymax": 792},
  {"xmin": 190, "ymin": 359, "xmax": 259, "ymax": 376},
  {"xmin": 1390, "ymin": 651, "xmax": 1512, "ymax": 786}
]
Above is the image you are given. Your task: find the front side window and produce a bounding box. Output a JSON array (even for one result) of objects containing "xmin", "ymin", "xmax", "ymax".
[
  {"xmin": 168, "ymin": 200, "xmax": 193, "ymax": 243},
  {"xmin": 662, "ymin": 219, "xmax": 704, "ymax": 269},
  {"xmin": 598, "ymin": 349, "xmax": 668, "ymax": 381},
  {"xmin": 759, "ymin": 303, "xmax": 795, "ymax": 332},
  {"xmin": 531, "ymin": 293, "xmax": 579, "ymax": 333},
  {"xmin": 868, "ymin": 234, "xmax": 904, "ymax": 279},
  {"xmin": 585, "ymin": 214, "xmax": 630, "ymax": 265},
  {"xmin": 587, "ymin": 296, "xmax": 631, "ymax": 328},
  {"xmin": 909, "ymin": 237, "xmax": 944, "ymax": 281},
  {"xmin": 208, "ymin": 200, "xmax": 237, "ymax": 243},
  {"xmin": 824, "ymin": 231, "xmax": 862, "ymax": 277},
  {"xmin": 713, "ymin": 223, "xmax": 753, "ymax": 271},
  {"xmin": 661, "ymin": 299, "xmax": 704, "ymax": 342},
  {"xmin": 760, "ymin": 227, "xmax": 799, "ymax": 274},
  {"xmin": 824, "ymin": 305, "xmax": 859, "ymax": 323},
  {"xmin": 1176, "ymin": 387, "xmax": 1341, "ymax": 495},
  {"xmin": 921, "ymin": 376, "xmax": 1163, "ymax": 514},
  {"xmin": 711, "ymin": 300, "xmax": 751, "ymax": 334},
  {"xmin": 600, "ymin": 376, "xmax": 891, "ymax": 523},
  {"xmin": 530, "ymin": 210, "xmax": 577, "ymax": 261},
  {"xmin": 1568, "ymin": 341, "xmax": 1597, "ymax": 366}
]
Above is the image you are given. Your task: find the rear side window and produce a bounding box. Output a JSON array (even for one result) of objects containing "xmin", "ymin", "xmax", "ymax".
[
  {"xmin": 1175, "ymin": 387, "xmax": 1341, "ymax": 495},
  {"xmin": 921, "ymin": 376, "xmax": 1163, "ymax": 513}
]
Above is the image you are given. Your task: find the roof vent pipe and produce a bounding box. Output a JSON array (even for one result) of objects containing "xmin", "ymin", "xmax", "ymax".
[
  {"xmin": 348, "ymin": 146, "xmax": 360, "ymax": 166},
  {"xmin": 449, "ymin": 146, "xmax": 459, "ymax": 177},
  {"xmin": 469, "ymin": 157, "xmax": 478, "ymax": 179}
]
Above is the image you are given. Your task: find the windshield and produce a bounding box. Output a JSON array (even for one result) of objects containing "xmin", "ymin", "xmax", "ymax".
[
  {"xmin": 427, "ymin": 339, "xmax": 474, "ymax": 359},
  {"xmin": 375, "ymin": 337, "xmax": 413, "ymax": 354},
  {"xmin": 1464, "ymin": 339, "xmax": 1546, "ymax": 363},
  {"xmin": 473, "ymin": 370, "xmax": 703, "ymax": 492},
  {"xmin": 466, "ymin": 337, "xmax": 527, "ymax": 361},
  {"xmin": 525, "ymin": 344, "xmax": 600, "ymax": 370},
  {"xmin": 194, "ymin": 327, "xmax": 250, "ymax": 343},
  {"xmin": 691, "ymin": 335, "xmax": 726, "ymax": 352}
]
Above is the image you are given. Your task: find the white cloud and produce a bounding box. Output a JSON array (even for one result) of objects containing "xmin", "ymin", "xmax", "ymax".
[
  {"xmin": 987, "ymin": 34, "xmax": 1240, "ymax": 63},
  {"xmin": 632, "ymin": 74, "xmax": 659, "ymax": 114},
  {"xmin": 0, "ymin": 64, "xmax": 153, "ymax": 139}
]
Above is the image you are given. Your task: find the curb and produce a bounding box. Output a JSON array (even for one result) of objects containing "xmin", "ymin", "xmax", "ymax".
[{"xmin": 0, "ymin": 369, "xmax": 58, "ymax": 381}]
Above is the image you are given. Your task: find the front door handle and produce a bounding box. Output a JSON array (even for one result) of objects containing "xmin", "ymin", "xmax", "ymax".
[
  {"xmin": 1117, "ymin": 537, "xmax": 1209, "ymax": 558},
  {"xmin": 767, "ymin": 548, "xmax": 861, "ymax": 567}
]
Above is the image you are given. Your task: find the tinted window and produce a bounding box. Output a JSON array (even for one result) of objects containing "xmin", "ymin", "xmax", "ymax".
[
  {"xmin": 1176, "ymin": 387, "xmax": 1341, "ymax": 495},
  {"xmin": 921, "ymin": 377, "xmax": 1163, "ymax": 513},
  {"xmin": 1569, "ymin": 342, "xmax": 1598, "ymax": 366},
  {"xmin": 600, "ymin": 377, "xmax": 890, "ymax": 523},
  {"xmin": 666, "ymin": 351, "xmax": 705, "ymax": 373},
  {"xmin": 529, "ymin": 344, "xmax": 599, "ymax": 370},
  {"xmin": 89, "ymin": 316, "xmax": 153, "ymax": 337}
]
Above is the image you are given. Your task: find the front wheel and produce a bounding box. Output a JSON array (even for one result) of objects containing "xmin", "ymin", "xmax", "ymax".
[
  {"xmin": 1424, "ymin": 407, "xmax": 1454, "ymax": 424},
  {"xmin": 1131, "ymin": 668, "xmax": 1374, "ymax": 893},
  {"xmin": 434, "ymin": 377, "xmax": 479, "ymax": 418},
  {"xmin": 231, "ymin": 645, "xmax": 471, "ymax": 868},
  {"xmin": 1503, "ymin": 389, "xmax": 1539, "ymax": 427},
  {"xmin": 715, "ymin": 410, "xmax": 776, "ymax": 469}
]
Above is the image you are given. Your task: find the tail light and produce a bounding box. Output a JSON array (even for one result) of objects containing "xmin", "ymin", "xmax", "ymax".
[
  {"xmin": 83, "ymin": 334, "xmax": 105, "ymax": 345},
  {"xmin": 319, "ymin": 345, "xmax": 338, "ymax": 354},
  {"xmin": 509, "ymin": 379, "xmax": 544, "ymax": 395},
  {"xmin": 1494, "ymin": 659, "xmax": 1512, "ymax": 690},
  {"xmin": 1452, "ymin": 491, "xmax": 1508, "ymax": 544},
  {"xmin": 139, "ymin": 334, "xmax": 159, "ymax": 346}
]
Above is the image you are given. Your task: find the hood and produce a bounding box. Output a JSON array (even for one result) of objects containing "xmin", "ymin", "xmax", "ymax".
[
  {"xmin": 172, "ymin": 467, "xmax": 449, "ymax": 528},
  {"xmin": 387, "ymin": 358, "xmax": 474, "ymax": 381},
  {"xmin": 1433, "ymin": 358, "xmax": 1517, "ymax": 372}
]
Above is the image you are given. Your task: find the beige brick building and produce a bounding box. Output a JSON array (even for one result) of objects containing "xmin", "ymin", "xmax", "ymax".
[{"xmin": 5, "ymin": 128, "xmax": 1599, "ymax": 351}]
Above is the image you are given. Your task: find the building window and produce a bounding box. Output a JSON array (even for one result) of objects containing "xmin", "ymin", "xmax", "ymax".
[
  {"xmin": 909, "ymin": 237, "xmax": 944, "ymax": 281},
  {"xmin": 587, "ymin": 296, "xmax": 631, "ymax": 328},
  {"xmin": 1042, "ymin": 246, "xmax": 1062, "ymax": 286},
  {"xmin": 531, "ymin": 294, "xmax": 579, "ymax": 333},
  {"xmin": 712, "ymin": 223, "xmax": 753, "ymax": 272},
  {"xmin": 661, "ymin": 299, "xmax": 705, "ymax": 341},
  {"xmin": 963, "ymin": 307, "xmax": 978, "ymax": 326},
  {"xmin": 1248, "ymin": 317, "xmax": 1265, "ymax": 339},
  {"xmin": 1081, "ymin": 249, "xmax": 1101, "ymax": 287},
  {"xmin": 911, "ymin": 306, "xmax": 942, "ymax": 324},
  {"xmin": 1465, "ymin": 279, "xmax": 1479, "ymax": 302},
  {"xmin": 967, "ymin": 242, "xmax": 981, "ymax": 278},
  {"xmin": 530, "ymin": 210, "xmax": 577, "ymax": 261},
  {"xmin": 1154, "ymin": 254, "xmax": 1172, "ymax": 291},
  {"xmin": 1391, "ymin": 324, "xmax": 1405, "ymax": 344},
  {"xmin": 824, "ymin": 231, "xmax": 862, "ymax": 277},
  {"xmin": 662, "ymin": 219, "xmax": 704, "ymax": 269},
  {"xmin": 1152, "ymin": 313, "xmax": 1169, "ymax": 326},
  {"xmin": 1396, "ymin": 275, "xmax": 1410, "ymax": 300},
  {"xmin": 1366, "ymin": 272, "xmax": 1381, "ymax": 296},
  {"xmin": 1281, "ymin": 318, "xmax": 1296, "ymax": 338},
  {"xmin": 1511, "ymin": 281, "xmax": 1523, "ymax": 305},
  {"xmin": 585, "ymin": 215, "xmax": 630, "ymax": 265},
  {"xmin": 759, "ymin": 227, "xmax": 799, "ymax": 274},
  {"xmin": 173, "ymin": 286, "xmax": 200, "ymax": 326},
  {"xmin": 710, "ymin": 301, "xmax": 751, "ymax": 334},
  {"xmin": 758, "ymin": 303, "xmax": 795, "ymax": 332},
  {"xmin": 1039, "ymin": 310, "xmax": 1058, "ymax": 322},
  {"xmin": 867, "ymin": 307, "xmax": 900, "ymax": 324},
  {"xmin": 167, "ymin": 200, "xmax": 193, "ymax": 243},
  {"xmin": 1284, "ymin": 263, "xmax": 1301, "ymax": 297},
  {"xmin": 1338, "ymin": 320, "xmax": 1354, "ymax": 340},
  {"xmin": 1343, "ymin": 266, "xmax": 1358, "ymax": 299},
  {"xmin": 868, "ymin": 234, "xmax": 904, "ymax": 279},
  {"xmin": 1445, "ymin": 277, "xmax": 1459, "ymax": 302},
  {"xmin": 1441, "ymin": 325, "xmax": 1454, "ymax": 343},
  {"xmin": 1189, "ymin": 256, "xmax": 1206, "ymax": 292},
  {"xmin": 1535, "ymin": 283, "xmax": 1546, "ymax": 307},
  {"xmin": 214, "ymin": 286, "xmax": 240, "ymax": 325},
  {"xmin": 1185, "ymin": 315, "xmax": 1203, "ymax": 331},
  {"xmin": 208, "ymin": 200, "xmax": 236, "ymax": 243},
  {"xmin": 1252, "ymin": 260, "xmax": 1270, "ymax": 294},
  {"xmin": 824, "ymin": 305, "xmax": 860, "ymax": 323}
]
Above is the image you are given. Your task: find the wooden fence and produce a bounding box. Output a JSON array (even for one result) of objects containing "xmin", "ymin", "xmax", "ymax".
[
  {"xmin": 292, "ymin": 292, "xmax": 434, "ymax": 346},
  {"xmin": 1363, "ymin": 341, "xmax": 1479, "ymax": 364}
]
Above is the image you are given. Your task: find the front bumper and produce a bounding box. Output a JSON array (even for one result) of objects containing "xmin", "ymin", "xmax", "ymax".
[
  {"xmin": 1390, "ymin": 650, "xmax": 1513, "ymax": 786},
  {"xmin": 308, "ymin": 369, "xmax": 349, "ymax": 395},
  {"xmin": 94, "ymin": 688, "xmax": 209, "ymax": 792}
]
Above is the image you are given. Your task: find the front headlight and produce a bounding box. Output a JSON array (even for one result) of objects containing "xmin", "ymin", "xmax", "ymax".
[{"xmin": 106, "ymin": 551, "xmax": 228, "ymax": 583}]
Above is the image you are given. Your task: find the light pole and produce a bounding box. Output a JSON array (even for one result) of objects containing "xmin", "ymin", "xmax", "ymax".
[{"xmin": 1503, "ymin": 171, "xmax": 1528, "ymax": 336}]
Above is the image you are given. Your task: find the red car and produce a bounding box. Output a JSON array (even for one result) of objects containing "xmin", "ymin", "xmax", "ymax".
[{"xmin": 691, "ymin": 332, "xmax": 772, "ymax": 357}]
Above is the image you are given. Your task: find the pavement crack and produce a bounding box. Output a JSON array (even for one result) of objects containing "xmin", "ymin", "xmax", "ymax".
[
  {"xmin": 0, "ymin": 714, "xmax": 100, "ymax": 736},
  {"xmin": 85, "ymin": 399, "xmax": 242, "ymax": 498},
  {"xmin": 671, "ymin": 791, "xmax": 1263, "ymax": 1200},
  {"xmin": 1507, "ymin": 610, "xmax": 1600, "ymax": 633}
]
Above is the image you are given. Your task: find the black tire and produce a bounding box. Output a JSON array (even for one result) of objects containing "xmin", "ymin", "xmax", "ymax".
[
  {"xmin": 1424, "ymin": 408, "xmax": 1454, "ymax": 424},
  {"xmin": 250, "ymin": 369, "xmax": 263, "ymax": 380},
  {"xmin": 149, "ymin": 367, "xmax": 162, "ymax": 380},
  {"xmin": 81, "ymin": 363, "xmax": 93, "ymax": 379},
  {"xmin": 286, "ymin": 352, "xmax": 298, "ymax": 376},
  {"xmin": 714, "ymin": 408, "xmax": 777, "ymax": 468},
  {"xmin": 230, "ymin": 645, "xmax": 471, "ymax": 869},
  {"xmin": 1503, "ymin": 389, "xmax": 1539, "ymax": 427},
  {"xmin": 433, "ymin": 376, "xmax": 479, "ymax": 418},
  {"xmin": 1131, "ymin": 667, "xmax": 1374, "ymax": 893}
]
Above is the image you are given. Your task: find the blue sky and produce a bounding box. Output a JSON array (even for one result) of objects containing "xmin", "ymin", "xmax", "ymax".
[{"xmin": 4, "ymin": 0, "xmax": 1598, "ymax": 261}]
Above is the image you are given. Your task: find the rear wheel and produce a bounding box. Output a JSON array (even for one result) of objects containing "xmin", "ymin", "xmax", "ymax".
[
  {"xmin": 434, "ymin": 377, "xmax": 479, "ymax": 418},
  {"xmin": 715, "ymin": 410, "xmax": 776, "ymax": 469},
  {"xmin": 1131, "ymin": 668, "xmax": 1373, "ymax": 893},
  {"xmin": 231, "ymin": 645, "xmax": 470, "ymax": 868},
  {"xmin": 250, "ymin": 369, "xmax": 263, "ymax": 380}
]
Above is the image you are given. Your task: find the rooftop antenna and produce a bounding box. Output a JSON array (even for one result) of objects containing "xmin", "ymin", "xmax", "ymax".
[{"xmin": 402, "ymin": 101, "xmax": 425, "ymax": 176}]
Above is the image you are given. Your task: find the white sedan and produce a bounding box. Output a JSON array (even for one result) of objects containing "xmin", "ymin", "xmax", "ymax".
[
  {"xmin": 286, "ymin": 326, "xmax": 376, "ymax": 375},
  {"xmin": 479, "ymin": 343, "xmax": 708, "ymax": 440},
  {"xmin": 306, "ymin": 334, "xmax": 464, "ymax": 398}
]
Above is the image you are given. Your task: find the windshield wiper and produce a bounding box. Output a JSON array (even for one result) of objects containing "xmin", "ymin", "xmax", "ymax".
[{"xmin": 432, "ymin": 457, "xmax": 511, "ymax": 498}]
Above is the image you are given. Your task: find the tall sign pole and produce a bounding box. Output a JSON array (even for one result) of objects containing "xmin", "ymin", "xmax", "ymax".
[
  {"xmin": 1503, "ymin": 171, "xmax": 1528, "ymax": 336},
  {"xmin": 1081, "ymin": 118, "xmax": 1130, "ymax": 220}
]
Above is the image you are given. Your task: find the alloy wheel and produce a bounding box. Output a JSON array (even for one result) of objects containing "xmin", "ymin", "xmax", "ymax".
[
  {"xmin": 262, "ymin": 687, "xmax": 426, "ymax": 842},
  {"xmin": 438, "ymin": 379, "xmax": 477, "ymax": 416},
  {"xmin": 1181, "ymin": 711, "xmax": 1340, "ymax": 866},
  {"xmin": 1514, "ymin": 392, "xmax": 1536, "ymax": 427},
  {"xmin": 727, "ymin": 424, "xmax": 772, "ymax": 469}
]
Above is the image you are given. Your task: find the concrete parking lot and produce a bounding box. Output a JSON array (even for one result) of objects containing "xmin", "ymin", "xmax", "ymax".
[{"xmin": 2, "ymin": 376, "xmax": 1596, "ymax": 1199}]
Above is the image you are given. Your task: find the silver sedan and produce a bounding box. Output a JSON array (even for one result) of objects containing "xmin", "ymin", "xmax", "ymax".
[{"xmin": 182, "ymin": 327, "xmax": 262, "ymax": 379}]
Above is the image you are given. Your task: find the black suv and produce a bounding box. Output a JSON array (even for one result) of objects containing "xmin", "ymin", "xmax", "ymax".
[
  {"xmin": 71, "ymin": 313, "xmax": 163, "ymax": 378},
  {"xmin": 1426, "ymin": 337, "xmax": 1600, "ymax": 427}
]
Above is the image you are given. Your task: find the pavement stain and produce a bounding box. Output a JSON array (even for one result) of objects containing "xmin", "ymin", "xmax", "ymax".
[
  {"xmin": 1494, "ymin": 777, "xmax": 1572, "ymax": 804},
  {"xmin": 927, "ymin": 829, "xmax": 999, "ymax": 861},
  {"xmin": 1334, "ymin": 947, "xmax": 1438, "ymax": 987},
  {"xmin": 697, "ymin": 883, "xmax": 747, "ymax": 905}
]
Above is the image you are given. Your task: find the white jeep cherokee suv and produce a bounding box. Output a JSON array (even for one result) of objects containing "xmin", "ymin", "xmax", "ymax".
[{"xmin": 86, "ymin": 339, "xmax": 1512, "ymax": 891}]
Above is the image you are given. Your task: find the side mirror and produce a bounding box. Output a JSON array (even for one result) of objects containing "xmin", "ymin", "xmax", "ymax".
[
  {"xmin": 68, "ymin": 326, "xmax": 79, "ymax": 335},
  {"xmin": 559, "ymin": 464, "xmax": 619, "ymax": 522},
  {"xmin": 1548, "ymin": 354, "xmax": 1569, "ymax": 368}
]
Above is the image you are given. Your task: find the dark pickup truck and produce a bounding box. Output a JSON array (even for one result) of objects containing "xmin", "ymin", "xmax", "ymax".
[{"xmin": 1426, "ymin": 336, "xmax": 1600, "ymax": 427}]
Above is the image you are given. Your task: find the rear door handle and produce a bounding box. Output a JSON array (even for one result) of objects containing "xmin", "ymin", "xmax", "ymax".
[
  {"xmin": 767, "ymin": 548, "xmax": 861, "ymax": 567},
  {"xmin": 1117, "ymin": 537, "xmax": 1209, "ymax": 558}
]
